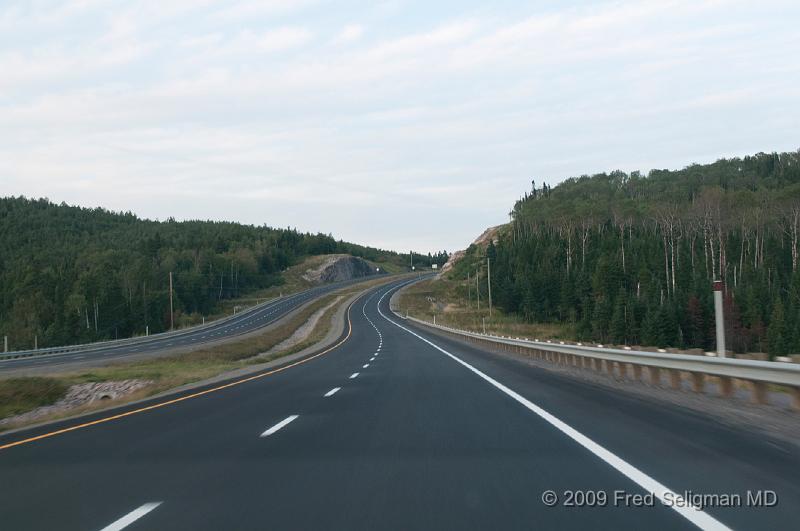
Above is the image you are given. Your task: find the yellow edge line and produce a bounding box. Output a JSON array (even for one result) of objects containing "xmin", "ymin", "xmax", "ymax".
[{"xmin": 0, "ymin": 290, "xmax": 363, "ymax": 452}]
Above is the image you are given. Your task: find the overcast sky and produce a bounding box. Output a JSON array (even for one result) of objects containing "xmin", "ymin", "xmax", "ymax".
[{"xmin": 1, "ymin": 1, "xmax": 798, "ymax": 253}]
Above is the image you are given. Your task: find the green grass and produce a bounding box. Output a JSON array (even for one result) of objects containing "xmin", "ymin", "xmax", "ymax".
[
  {"xmin": 396, "ymin": 277, "xmax": 573, "ymax": 340},
  {"xmin": 0, "ymin": 377, "xmax": 69, "ymax": 418}
]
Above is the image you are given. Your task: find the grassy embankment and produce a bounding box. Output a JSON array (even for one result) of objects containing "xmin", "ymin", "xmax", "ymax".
[
  {"xmin": 396, "ymin": 276, "xmax": 573, "ymax": 340},
  {"xmin": 0, "ymin": 275, "xmax": 390, "ymax": 429}
]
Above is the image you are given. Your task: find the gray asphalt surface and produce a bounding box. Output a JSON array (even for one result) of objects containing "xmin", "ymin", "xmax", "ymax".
[{"xmin": 0, "ymin": 278, "xmax": 797, "ymax": 530}]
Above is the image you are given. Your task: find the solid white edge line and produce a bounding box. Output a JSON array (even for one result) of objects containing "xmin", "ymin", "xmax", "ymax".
[
  {"xmin": 324, "ymin": 387, "xmax": 341, "ymax": 397},
  {"xmin": 260, "ymin": 415, "xmax": 299, "ymax": 437},
  {"xmin": 99, "ymin": 502, "xmax": 162, "ymax": 531},
  {"xmin": 375, "ymin": 287, "xmax": 730, "ymax": 531},
  {"xmin": 350, "ymin": 372, "xmax": 359, "ymax": 379}
]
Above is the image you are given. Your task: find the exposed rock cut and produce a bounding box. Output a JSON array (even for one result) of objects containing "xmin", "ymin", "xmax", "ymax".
[{"xmin": 302, "ymin": 254, "xmax": 381, "ymax": 284}]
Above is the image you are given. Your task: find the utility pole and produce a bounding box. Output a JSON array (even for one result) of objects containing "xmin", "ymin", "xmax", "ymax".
[
  {"xmin": 3, "ymin": 335, "xmax": 7, "ymax": 353},
  {"xmin": 467, "ymin": 270, "xmax": 471, "ymax": 309},
  {"xmin": 487, "ymin": 257, "xmax": 493, "ymax": 317},
  {"xmin": 169, "ymin": 271, "xmax": 174, "ymax": 331},
  {"xmin": 143, "ymin": 281, "xmax": 148, "ymax": 333},
  {"xmin": 34, "ymin": 335, "xmax": 38, "ymax": 350},
  {"xmin": 476, "ymin": 269, "xmax": 480, "ymax": 310},
  {"xmin": 713, "ymin": 280, "xmax": 726, "ymax": 358},
  {"xmin": 94, "ymin": 299, "xmax": 98, "ymax": 332}
]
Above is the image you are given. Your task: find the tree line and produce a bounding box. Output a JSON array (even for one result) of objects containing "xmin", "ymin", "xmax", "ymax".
[
  {"xmin": 0, "ymin": 197, "xmax": 418, "ymax": 350},
  {"xmin": 460, "ymin": 151, "xmax": 800, "ymax": 356}
]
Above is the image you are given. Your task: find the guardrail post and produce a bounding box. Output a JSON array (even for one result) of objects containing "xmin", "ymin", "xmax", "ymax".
[
  {"xmin": 719, "ymin": 376, "xmax": 734, "ymax": 398},
  {"xmin": 605, "ymin": 360, "xmax": 615, "ymax": 377},
  {"xmin": 751, "ymin": 381, "xmax": 768, "ymax": 405},
  {"xmin": 691, "ymin": 372, "xmax": 705, "ymax": 393},
  {"xmin": 669, "ymin": 370, "xmax": 681, "ymax": 390},
  {"xmin": 792, "ymin": 388, "xmax": 800, "ymax": 411},
  {"xmin": 649, "ymin": 367, "xmax": 661, "ymax": 386},
  {"xmin": 632, "ymin": 364, "xmax": 642, "ymax": 381}
]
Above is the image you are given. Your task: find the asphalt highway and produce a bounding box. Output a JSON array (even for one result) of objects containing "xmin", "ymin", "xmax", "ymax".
[
  {"xmin": 0, "ymin": 277, "xmax": 373, "ymax": 374},
  {"xmin": 1, "ymin": 278, "xmax": 798, "ymax": 530}
]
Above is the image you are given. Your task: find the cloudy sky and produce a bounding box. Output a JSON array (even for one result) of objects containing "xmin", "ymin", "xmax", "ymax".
[{"xmin": 1, "ymin": 0, "xmax": 798, "ymax": 253}]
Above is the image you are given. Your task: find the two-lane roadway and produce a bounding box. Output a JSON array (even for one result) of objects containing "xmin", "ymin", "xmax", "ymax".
[
  {"xmin": 0, "ymin": 277, "xmax": 376, "ymax": 375},
  {"xmin": 1, "ymin": 278, "xmax": 798, "ymax": 530}
]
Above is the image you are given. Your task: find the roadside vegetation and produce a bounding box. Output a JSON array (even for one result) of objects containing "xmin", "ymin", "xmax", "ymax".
[
  {"xmin": 453, "ymin": 150, "xmax": 800, "ymax": 357},
  {"xmin": 396, "ymin": 276, "xmax": 572, "ymax": 341},
  {"xmin": 0, "ymin": 377, "xmax": 68, "ymax": 419},
  {"xmin": 0, "ymin": 197, "xmax": 446, "ymax": 351}
]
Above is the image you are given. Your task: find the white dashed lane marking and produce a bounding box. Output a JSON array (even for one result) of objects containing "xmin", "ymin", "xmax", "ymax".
[{"xmin": 260, "ymin": 415, "xmax": 299, "ymax": 437}]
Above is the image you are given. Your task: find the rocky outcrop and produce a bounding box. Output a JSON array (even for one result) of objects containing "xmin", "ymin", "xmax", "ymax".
[
  {"xmin": 441, "ymin": 224, "xmax": 505, "ymax": 274},
  {"xmin": 0, "ymin": 379, "xmax": 152, "ymax": 427},
  {"xmin": 302, "ymin": 254, "xmax": 382, "ymax": 284}
]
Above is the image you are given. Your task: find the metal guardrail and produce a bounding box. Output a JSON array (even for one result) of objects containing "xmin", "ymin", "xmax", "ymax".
[
  {"xmin": 398, "ymin": 314, "xmax": 800, "ymax": 410},
  {"xmin": 0, "ymin": 275, "xmax": 376, "ymax": 362},
  {"xmin": 0, "ymin": 294, "xmax": 287, "ymax": 362}
]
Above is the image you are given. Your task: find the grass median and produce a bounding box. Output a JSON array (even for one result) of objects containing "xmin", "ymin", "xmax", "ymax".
[{"xmin": 396, "ymin": 276, "xmax": 571, "ymax": 340}]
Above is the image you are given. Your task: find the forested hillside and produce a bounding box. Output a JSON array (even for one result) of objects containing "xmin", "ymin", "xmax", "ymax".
[
  {"xmin": 467, "ymin": 151, "xmax": 800, "ymax": 356},
  {"xmin": 0, "ymin": 197, "xmax": 428, "ymax": 350}
]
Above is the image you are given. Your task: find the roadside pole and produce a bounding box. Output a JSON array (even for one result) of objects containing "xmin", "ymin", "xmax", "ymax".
[
  {"xmin": 4, "ymin": 335, "xmax": 7, "ymax": 352},
  {"xmin": 467, "ymin": 270, "xmax": 471, "ymax": 309},
  {"xmin": 169, "ymin": 271, "xmax": 174, "ymax": 331},
  {"xmin": 713, "ymin": 280, "xmax": 726, "ymax": 358},
  {"xmin": 476, "ymin": 269, "xmax": 480, "ymax": 311},
  {"xmin": 487, "ymin": 257, "xmax": 493, "ymax": 317}
]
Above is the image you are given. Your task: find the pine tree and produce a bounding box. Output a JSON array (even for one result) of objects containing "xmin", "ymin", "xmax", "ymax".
[
  {"xmin": 767, "ymin": 298, "xmax": 787, "ymax": 357},
  {"xmin": 591, "ymin": 296, "xmax": 611, "ymax": 342},
  {"xmin": 609, "ymin": 295, "xmax": 627, "ymax": 344}
]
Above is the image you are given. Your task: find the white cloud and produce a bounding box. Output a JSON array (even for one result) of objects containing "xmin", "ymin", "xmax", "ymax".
[
  {"xmin": 1, "ymin": 0, "xmax": 799, "ymax": 252},
  {"xmin": 333, "ymin": 24, "xmax": 364, "ymax": 44},
  {"xmin": 223, "ymin": 26, "xmax": 313, "ymax": 54}
]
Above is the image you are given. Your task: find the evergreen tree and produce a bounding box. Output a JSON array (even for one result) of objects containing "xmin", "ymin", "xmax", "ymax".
[
  {"xmin": 768, "ymin": 298, "xmax": 788, "ymax": 357},
  {"xmin": 609, "ymin": 291, "xmax": 627, "ymax": 344}
]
